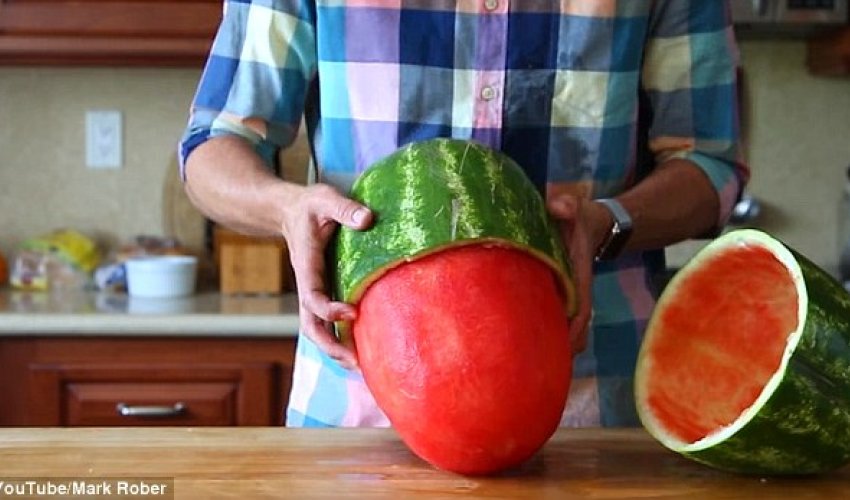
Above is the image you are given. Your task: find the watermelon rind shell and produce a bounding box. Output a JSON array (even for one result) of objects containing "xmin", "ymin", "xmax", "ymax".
[
  {"xmin": 636, "ymin": 228, "xmax": 850, "ymax": 475},
  {"xmin": 333, "ymin": 138, "xmax": 575, "ymax": 336}
]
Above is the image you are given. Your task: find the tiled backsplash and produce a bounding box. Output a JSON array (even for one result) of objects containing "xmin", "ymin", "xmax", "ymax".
[{"xmin": 1, "ymin": 41, "xmax": 849, "ymax": 274}]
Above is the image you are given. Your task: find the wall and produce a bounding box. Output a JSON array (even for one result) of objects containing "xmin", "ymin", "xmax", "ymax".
[
  {"xmin": 2, "ymin": 40, "xmax": 850, "ymax": 273},
  {"xmin": 0, "ymin": 68, "xmax": 203, "ymax": 258}
]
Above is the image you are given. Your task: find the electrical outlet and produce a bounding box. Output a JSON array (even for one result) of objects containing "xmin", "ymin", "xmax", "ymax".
[{"xmin": 86, "ymin": 110, "xmax": 123, "ymax": 169}]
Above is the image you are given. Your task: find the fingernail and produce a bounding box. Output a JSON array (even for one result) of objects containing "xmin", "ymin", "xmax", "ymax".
[{"xmin": 352, "ymin": 208, "xmax": 367, "ymax": 225}]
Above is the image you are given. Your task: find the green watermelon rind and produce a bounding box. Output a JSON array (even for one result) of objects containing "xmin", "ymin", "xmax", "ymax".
[
  {"xmin": 636, "ymin": 228, "xmax": 850, "ymax": 475},
  {"xmin": 333, "ymin": 138, "xmax": 575, "ymax": 338}
]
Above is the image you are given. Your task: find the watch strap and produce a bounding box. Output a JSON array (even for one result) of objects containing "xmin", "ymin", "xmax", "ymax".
[{"xmin": 594, "ymin": 198, "xmax": 633, "ymax": 261}]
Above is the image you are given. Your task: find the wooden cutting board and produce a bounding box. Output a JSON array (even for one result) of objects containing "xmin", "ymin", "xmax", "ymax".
[{"xmin": 1, "ymin": 427, "xmax": 848, "ymax": 499}]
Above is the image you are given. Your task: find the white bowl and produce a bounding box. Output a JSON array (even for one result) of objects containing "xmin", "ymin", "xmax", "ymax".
[{"xmin": 125, "ymin": 255, "xmax": 198, "ymax": 298}]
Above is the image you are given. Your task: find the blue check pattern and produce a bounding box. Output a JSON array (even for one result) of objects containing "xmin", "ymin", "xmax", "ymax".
[{"xmin": 181, "ymin": 0, "xmax": 749, "ymax": 427}]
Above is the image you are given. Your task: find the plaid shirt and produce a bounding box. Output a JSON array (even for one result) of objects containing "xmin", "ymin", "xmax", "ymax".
[{"xmin": 181, "ymin": 0, "xmax": 748, "ymax": 427}]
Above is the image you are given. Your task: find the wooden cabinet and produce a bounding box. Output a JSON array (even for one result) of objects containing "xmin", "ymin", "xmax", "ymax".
[
  {"xmin": 0, "ymin": 336, "xmax": 296, "ymax": 426},
  {"xmin": 0, "ymin": 0, "xmax": 222, "ymax": 66},
  {"xmin": 808, "ymin": 28, "xmax": 850, "ymax": 76}
]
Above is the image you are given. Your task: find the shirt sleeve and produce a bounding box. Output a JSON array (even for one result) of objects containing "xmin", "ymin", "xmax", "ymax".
[
  {"xmin": 642, "ymin": 0, "xmax": 750, "ymax": 228},
  {"xmin": 178, "ymin": 0, "xmax": 318, "ymax": 178}
]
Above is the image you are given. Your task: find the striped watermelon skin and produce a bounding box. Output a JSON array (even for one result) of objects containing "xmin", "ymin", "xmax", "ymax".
[
  {"xmin": 334, "ymin": 138, "xmax": 573, "ymax": 311},
  {"xmin": 637, "ymin": 229, "xmax": 850, "ymax": 475},
  {"xmin": 686, "ymin": 248, "xmax": 850, "ymax": 474}
]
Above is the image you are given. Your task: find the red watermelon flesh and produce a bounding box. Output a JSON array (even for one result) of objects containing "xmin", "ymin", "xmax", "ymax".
[
  {"xmin": 353, "ymin": 244, "xmax": 572, "ymax": 475},
  {"xmin": 644, "ymin": 244, "xmax": 798, "ymax": 444}
]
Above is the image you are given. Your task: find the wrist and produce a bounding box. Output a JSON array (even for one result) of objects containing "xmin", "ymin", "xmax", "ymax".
[
  {"xmin": 586, "ymin": 200, "xmax": 615, "ymax": 254},
  {"xmin": 275, "ymin": 181, "xmax": 308, "ymax": 242}
]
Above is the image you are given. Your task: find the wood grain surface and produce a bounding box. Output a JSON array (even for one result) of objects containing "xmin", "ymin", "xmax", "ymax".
[{"xmin": 0, "ymin": 427, "xmax": 848, "ymax": 499}]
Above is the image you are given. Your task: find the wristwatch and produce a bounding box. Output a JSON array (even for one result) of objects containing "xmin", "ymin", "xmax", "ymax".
[{"xmin": 594, "ymin": 198, "xmax": 633, "ymax": 261}]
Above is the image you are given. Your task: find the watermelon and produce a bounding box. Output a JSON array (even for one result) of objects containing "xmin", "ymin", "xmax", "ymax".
[
  {"xmin": 636, "ymin": 228, "xmax": 850, "ymax": 475},
  {"xmin": 333, "ymin": 138, "xmax": 575, "ymax": 475}
]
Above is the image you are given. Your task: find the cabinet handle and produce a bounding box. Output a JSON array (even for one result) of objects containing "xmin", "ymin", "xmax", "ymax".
[{"xmin": 115, "ymin": 402, "xmax": 187, "ymax": 418}]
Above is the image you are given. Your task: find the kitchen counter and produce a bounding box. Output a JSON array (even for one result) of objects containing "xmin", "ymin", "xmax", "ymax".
[
  {"xmin": 0, "ymin": 288, "xmax": 300, "ymax": 336},
  {"xmin": 0, "ymin": 289, "xmax": 300, "ymax": 426},
  {"xmin": 0, "ymin": 427, "xmax": 847, "ymax": 498}
]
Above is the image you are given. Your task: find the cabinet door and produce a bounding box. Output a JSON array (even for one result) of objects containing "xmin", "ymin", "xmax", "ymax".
[
  {"xmin": 0, "ymin": 0, "xmax": 222, "ymax": 65},
  {"xmin": 0, "ymin": 337, "xmax": 296, "ymax": 426},
  {"xmin": 29, "ymin": 362, "xmax": 277, "ymax": 426}
]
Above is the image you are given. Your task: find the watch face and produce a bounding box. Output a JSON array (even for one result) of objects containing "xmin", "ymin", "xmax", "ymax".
[{"xmin": 605, "ymin": 226, "xmax": 630, "ymax": 259}]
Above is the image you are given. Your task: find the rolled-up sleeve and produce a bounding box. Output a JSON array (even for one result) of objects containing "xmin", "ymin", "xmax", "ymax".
[
  {"xmin": 642, "ymin": 0, "xmax": 749, "ymax": 228},
  {"xmin": 178, "ymin": 0, "xmax": 318, "ymax": 178}
]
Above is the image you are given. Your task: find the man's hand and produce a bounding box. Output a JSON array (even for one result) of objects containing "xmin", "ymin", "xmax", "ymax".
[
  {"xmin": 546, "ymin": 194, "xmax": 613, "ymax": 356},
  {"xmin": 183, "ymin": 137, "xmax": 374, "ymax": 370},
  {"xmin": 281, "ymin": 184, "xmax": 373, "ymax": 370}
]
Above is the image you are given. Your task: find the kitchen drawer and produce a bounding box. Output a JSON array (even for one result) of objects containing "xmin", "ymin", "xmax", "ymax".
[
  {"xmin": 65, "ymin": 382, "xmax": 237, "ymax": 427},
  {"xmin": 28, "ymin": 362, "xmax": 275, "ymax": 427},
  {"xmin": 0, "ymin": 337, "xmax": 296, "ymax": 427}
]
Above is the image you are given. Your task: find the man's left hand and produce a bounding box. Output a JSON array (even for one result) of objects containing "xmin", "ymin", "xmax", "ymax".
[{"xmin": 546, "ymin": 194, "xmax": 613, "ymax": 355}]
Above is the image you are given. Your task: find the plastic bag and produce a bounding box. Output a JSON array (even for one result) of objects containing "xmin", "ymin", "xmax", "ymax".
[{"xmin": 10, "ymin": 229, "xmax": 101, "ymax": 291}]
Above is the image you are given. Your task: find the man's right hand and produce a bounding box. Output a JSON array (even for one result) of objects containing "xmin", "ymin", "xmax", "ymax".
[
  {"xmin": 183, "ymin": 136, "xmax": 373, "ymax": 370},
  {"xmin": 281, "ymin": 183, "xmax": 373, "ymax": 370}
]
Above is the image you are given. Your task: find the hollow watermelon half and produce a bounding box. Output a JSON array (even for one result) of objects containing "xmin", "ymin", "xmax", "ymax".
[
  {"xmin": 636, "ymin": 229, "xmax": 850, "ymax": 475},
  {"xmin": 333, "ymin": 138, "xmax": 575, "ymax": 474}
]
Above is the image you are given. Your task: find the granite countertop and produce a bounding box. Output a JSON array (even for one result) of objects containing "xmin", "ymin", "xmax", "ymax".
[{"xmin": 0, "ymin": 288, "xmax": 300, "ymax": 337}]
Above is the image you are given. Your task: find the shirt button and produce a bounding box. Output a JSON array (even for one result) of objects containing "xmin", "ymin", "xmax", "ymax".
[
  {"xmin": 480, "ymin": 86, "xmax": 497, "ymax": 101},
  {"xmin": 484, "ymin": 0, "xmax": 498, "ymax": 11}
]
